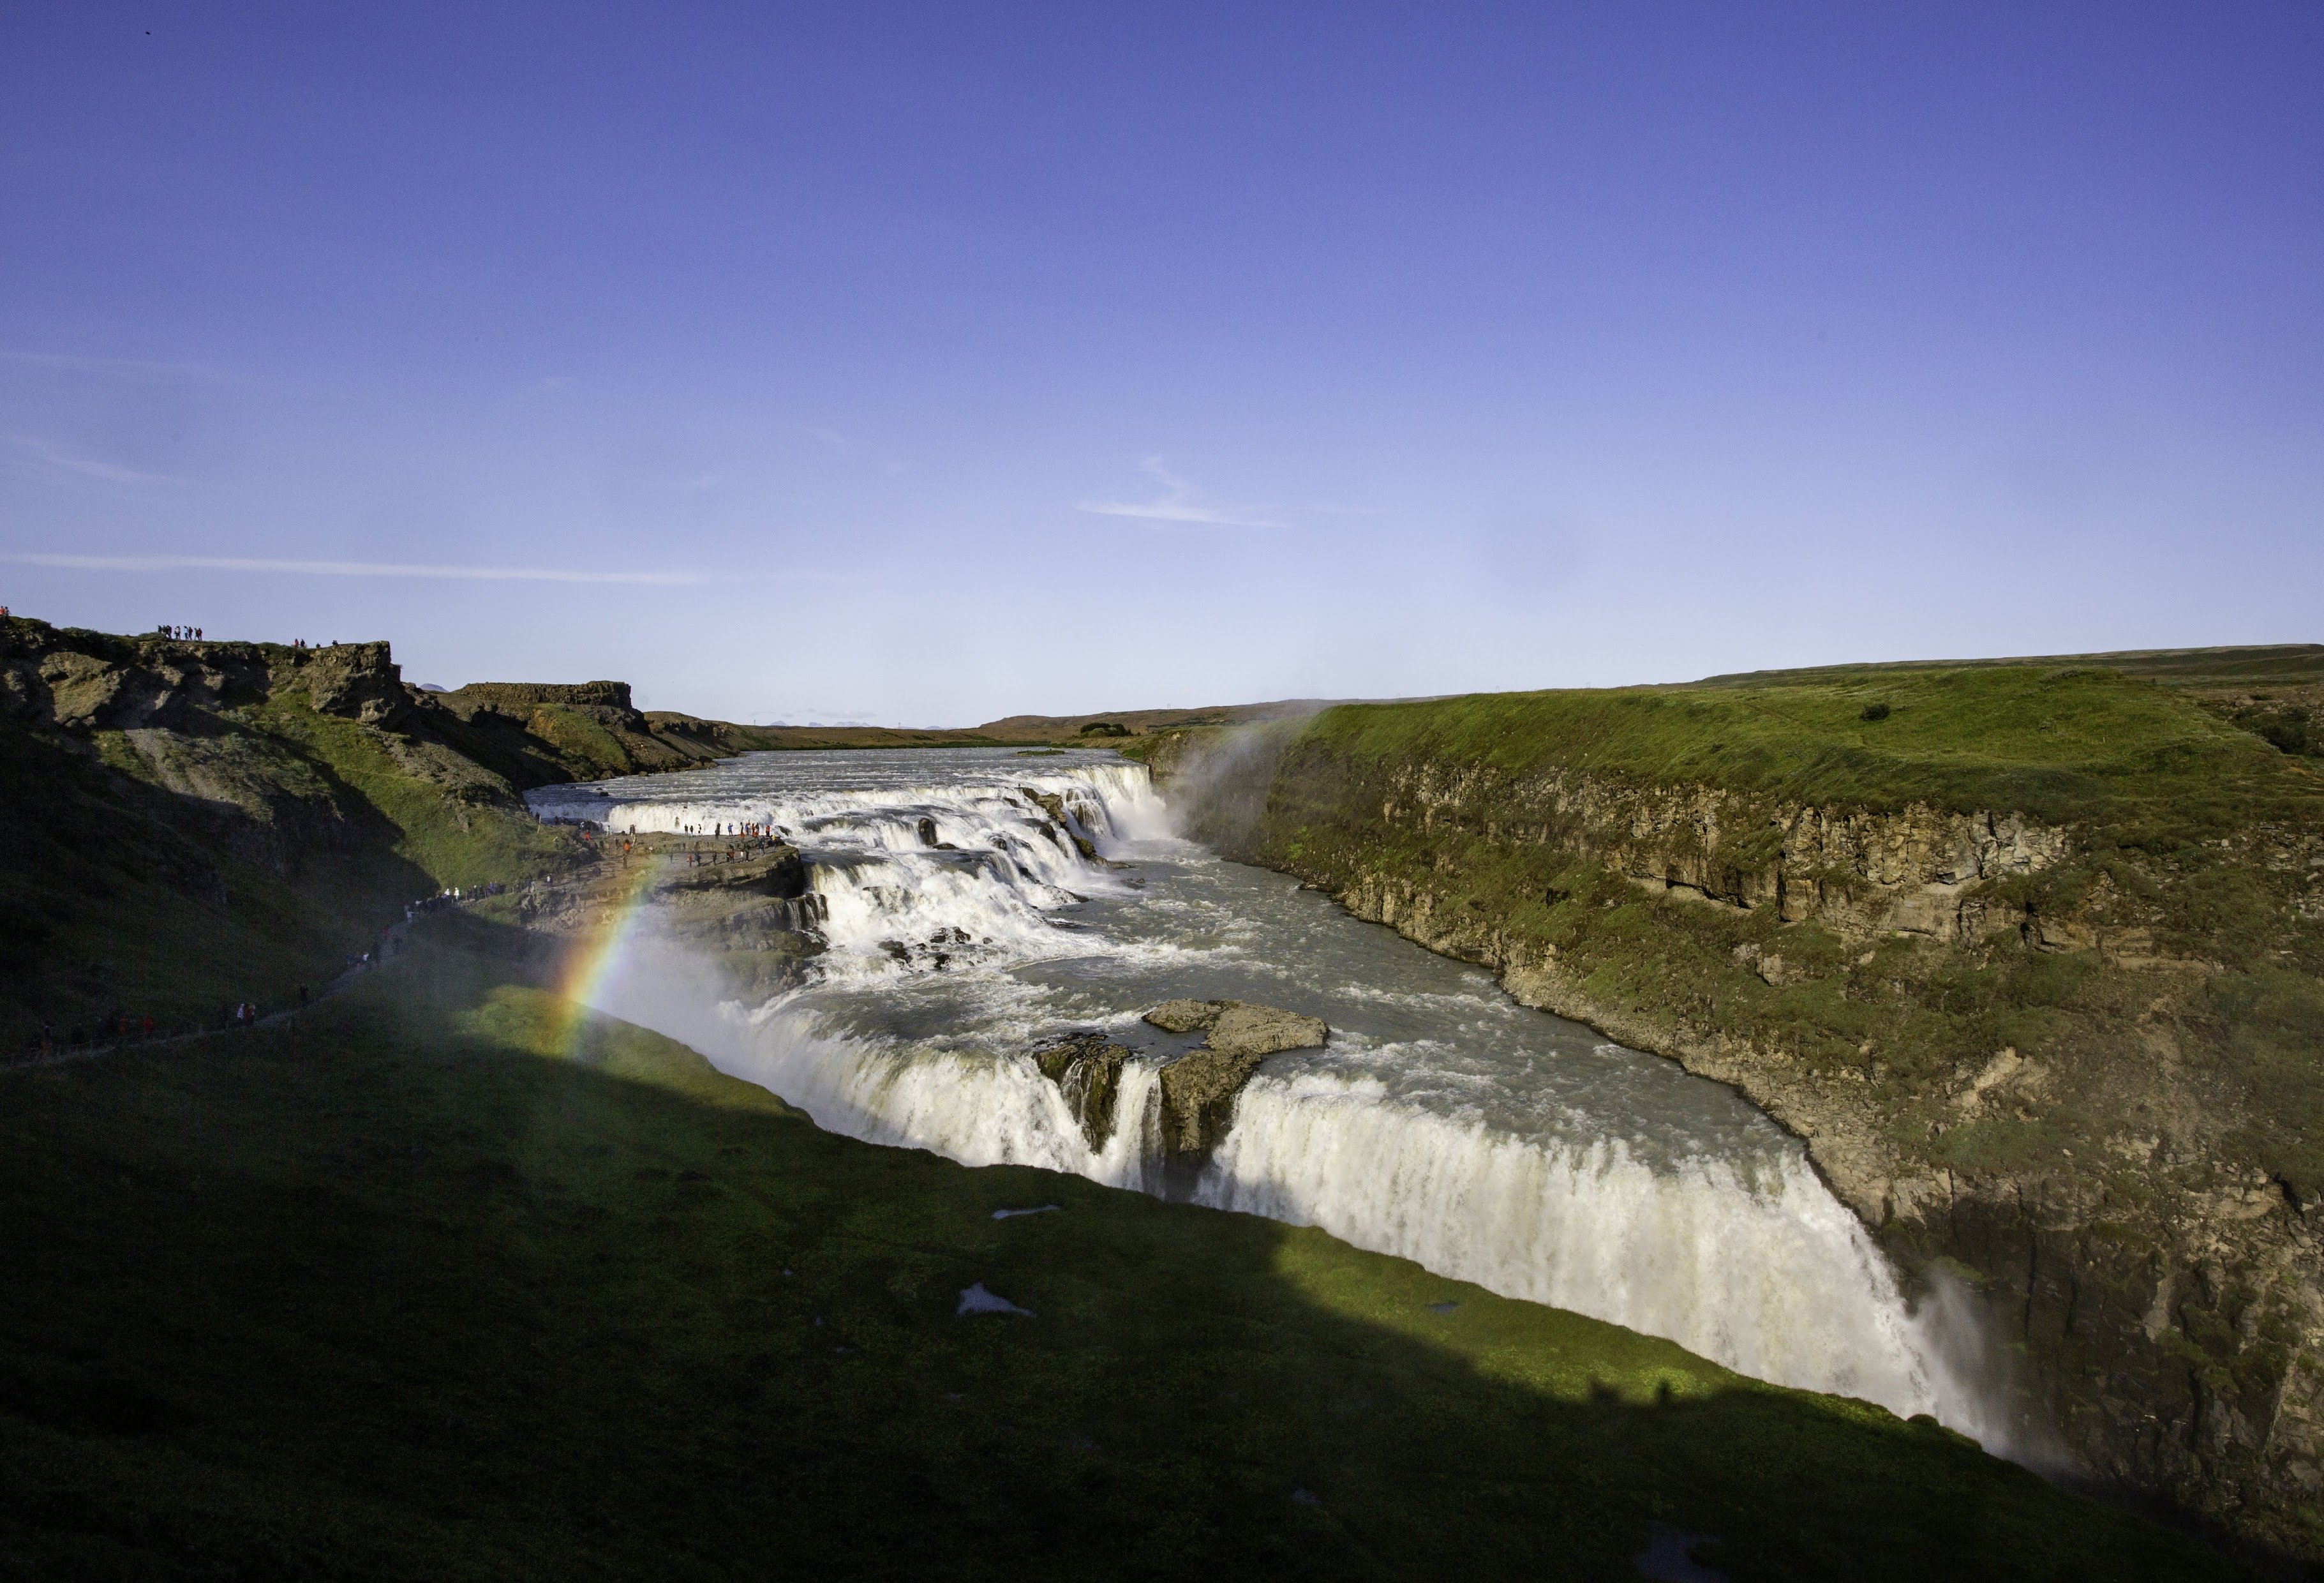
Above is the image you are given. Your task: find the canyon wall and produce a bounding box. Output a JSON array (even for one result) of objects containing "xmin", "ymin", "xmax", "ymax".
[{"xmin": 1142, "ymin": 698, "xmax": 2324, "ymax": 1559}]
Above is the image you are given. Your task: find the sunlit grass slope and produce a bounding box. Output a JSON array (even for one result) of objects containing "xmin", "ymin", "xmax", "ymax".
[
  {"xmin": 1297, "ymin": 666, "xmax": 2324, "ymax": 841},
  {"xmin": 0, "ymin": 924, "xmax": 2244, "ymax": 1580}
]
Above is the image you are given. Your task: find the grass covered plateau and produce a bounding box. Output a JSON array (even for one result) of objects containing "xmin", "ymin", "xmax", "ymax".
[{"xmin": 1290, "ymin": 664, "xmax": 2324, "ymax": 841}]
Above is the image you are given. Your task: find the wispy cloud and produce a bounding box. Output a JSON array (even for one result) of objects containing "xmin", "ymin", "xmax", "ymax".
[
  {"xmin": 1, "ymin": 553, "xmax": 710, "ymax": 586},
  {"xmin": 3, "ymin": 551, "xmax": 868, "ymax": 587},
  {"xmin": 0, "ymin": 349, "xmax": 208, "ymax": 382},
  {"xmin": 6, "ymin": 435, "xmax": 179, "ymax": 486},
  {"xmin": 1074, "ymin": 457, "xmax": 1285, "ymax": 529}
]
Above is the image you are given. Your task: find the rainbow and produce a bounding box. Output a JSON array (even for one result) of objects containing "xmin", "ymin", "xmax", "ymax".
[{"xmin": 549, "ymin": 859, "xmax": 660, "ymax": 1048}]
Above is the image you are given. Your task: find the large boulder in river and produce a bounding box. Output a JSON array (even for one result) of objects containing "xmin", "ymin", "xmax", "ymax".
[
  {"xmin": 1144, "ymin": 998, "xmax": 1328, "ymax": 1058},
  {"xmin": 1031, "ymin": 1000, "xmax": 1330, "ymax": 1174},
  {"xmin": 1144, "ymin": 998, "xmax": 1329, "ymax": 1166},
  {"xmin": 1156, "ymin": 1047, "xmax": 1268, "ymax": 1158}
]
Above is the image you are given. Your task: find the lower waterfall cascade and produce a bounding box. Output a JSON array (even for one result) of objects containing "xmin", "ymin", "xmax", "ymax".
[{"xmin": 528, "ymin": 747, "xmax": 2014, "ymax": 1451}]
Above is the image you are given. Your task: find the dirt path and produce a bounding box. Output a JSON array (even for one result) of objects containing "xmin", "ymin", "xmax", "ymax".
[{"xmin": 8, "ymin": 909, "xmax": 434, "ymax": 1071}]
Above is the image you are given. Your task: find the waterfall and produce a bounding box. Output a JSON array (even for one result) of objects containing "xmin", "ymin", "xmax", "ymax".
[
  {"xmin": 540, "ymin": 748, "xmax": 2007, "ymax": 1451},
  {"xmin": 1200, "ymin": 1069, "xmax": 1963, "ymax": 1416}
]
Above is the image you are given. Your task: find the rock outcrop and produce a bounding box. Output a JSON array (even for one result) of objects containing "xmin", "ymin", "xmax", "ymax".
[
  {"xmin": 6, "ymin": 636, "xmax": 272, "ymax": 732},
  {"xmin": 1029, "ymin": 1001, "xmax": 1330, "ymax": 1167},
  {"xmin": 438, "ymin": 680, "xmax": 741, "ymax": 781},
  {"xmin": 1155, "ymin": 1046, "xmax": 1268, "ymax": 1159},
  {"xmin": 512, "ymin": 840, "xmax": 825, "ymax": 1003},
  {"xmin": 1151, "ymin": 999, "xmax": 1329, "ymax": 1160},
  {"xmin": 1034, "ymin": 1033, "xmax": 1132, "ymax": 1150},
  {"xmin": 650, "ymin": 846, "xmax": 823, "ymax": 994},
  {"xmin": 302, "ymin": 641, "xmax": 417, "ymax": 728},
  {"xmin": 1145, "ymin": 998, "xmax": 1329, "ymax": 1058},
  {"xmin": 1018, "ymin": 788, "xmax": 1099, "ymax": 859}
]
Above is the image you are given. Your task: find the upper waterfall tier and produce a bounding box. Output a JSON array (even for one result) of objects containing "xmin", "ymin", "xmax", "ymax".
[{"xmin": 530, "ymin": 747, "xmax": 1166, "ymax": 980}]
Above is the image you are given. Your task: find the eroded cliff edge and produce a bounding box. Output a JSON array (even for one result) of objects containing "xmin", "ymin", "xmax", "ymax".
[{"xmin": 1140, "ymin": 664, "xmax": 2324, "ymax": 1559}]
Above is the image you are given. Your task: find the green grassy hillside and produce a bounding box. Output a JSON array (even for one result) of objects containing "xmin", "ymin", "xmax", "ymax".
[
  {"xmin": 1696, "ymin": 643, "xmax": 2324, "ymax": 691},
  {"xmin": 0, "ymin": 922, "xmax": 2246, "ymax": 1580},
  {"xmin": 1295, "ymin": 665, "xmax": 2323, "ymax": 841}
]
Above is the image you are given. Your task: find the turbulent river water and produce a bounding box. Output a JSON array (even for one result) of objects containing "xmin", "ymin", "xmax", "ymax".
[{"xmin": 529, "ymin": 747, "xmax": 2007, "ymax": 1446}]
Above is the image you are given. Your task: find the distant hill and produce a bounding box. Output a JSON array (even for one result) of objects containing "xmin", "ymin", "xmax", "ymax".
[
  {"xmin": 974, "ymin": 698, "xmax": 1359, "ymax": 742},
  {"xmin": 1692, "ymin": 641, "xmax": 2324, "ymax": 691}
]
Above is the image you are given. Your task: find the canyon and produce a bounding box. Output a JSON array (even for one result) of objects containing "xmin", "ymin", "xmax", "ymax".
[{"xmin": 1135, "ymin": 654, "xmax": 2324, "ymax": 1557}]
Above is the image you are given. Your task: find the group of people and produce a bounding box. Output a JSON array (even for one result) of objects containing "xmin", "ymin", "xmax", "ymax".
[
  {"xmin": 19, "ymin": 1000, "xmax": 272, "ymax": 1060},
  {"xmin": 149, "ymin": 627, "xmax": 341, "ymax": 647},
  {"xmin": 23, "ymin": 1012, "xmax": 155, "ymax": 1058},
  {"xmin": 687, "ymin": 832, "xmax": 780, "ymax": 867},
  {"xmin": 404, "ymin": 883, "xmax": 503, "ymax": 924}
]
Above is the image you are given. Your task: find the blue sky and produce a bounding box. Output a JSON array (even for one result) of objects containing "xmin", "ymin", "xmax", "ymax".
[{"xmin": 3, "ymin": 3, "xmax": 2318, "ymax": 723}]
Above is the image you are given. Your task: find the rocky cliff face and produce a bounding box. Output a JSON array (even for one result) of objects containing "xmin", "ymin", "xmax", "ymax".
[
  {"xmin": 517, "ymin": 840, "xmax": 826, "ymax": 1003},
  {"xmin": 438, "ymin": 681, "xmax": 746, "ymax": 782},
  {"xmin": 1145, "ymin": 721, "xmax": 2324, "ymax": 1560},
  {"xmin": 0, "ymin": 627, "xmax": 453, "ymax": 873}
]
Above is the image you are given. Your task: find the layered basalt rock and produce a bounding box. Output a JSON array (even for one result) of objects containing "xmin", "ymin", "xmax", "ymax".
[
  {"xmin": 652, "ymin": 846, "xmax": 824, "ymax": 992},
  {"xmin": 302, "ymin": 641, "xmax": 418, "ymax": 728},
  {"xmin": 517, "ymin": 841, "xmax": 827, "ymax": 1002},
  {"xmin": 1149, "ymin": 1001, "xmax": 1329, "ymax": 1168},
  {"xmin": 1154, "ymin": 1046, "xmax": 1266, "ymax": 1159},
  {"xmin": 440, "ymin": 680, "xmax": 740, "ymax": 779}
]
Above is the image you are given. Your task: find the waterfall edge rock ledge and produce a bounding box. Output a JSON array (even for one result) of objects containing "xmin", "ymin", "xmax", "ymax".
[
  {"xmin": 1034, "ymin": 1033, "xmax": 1132, "ymax": 1152},
  {"xmin": 1142, "ymin": 998, "xmax": 1331, "ymax": 1156},
  {"xmin": 1034, "ymin": 1000, "xmax": 1332, "ymax": 1167}
]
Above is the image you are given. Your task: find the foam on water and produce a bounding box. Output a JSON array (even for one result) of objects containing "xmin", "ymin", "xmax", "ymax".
[{"xmin": 533, "ymin": 747, "xmax": 2012, "ymax": 1450}]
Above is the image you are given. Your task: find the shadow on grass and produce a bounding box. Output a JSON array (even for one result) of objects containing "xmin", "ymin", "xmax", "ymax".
[
  {"xmin": 0, "ymin": 711, "xmax": 450, "ymax": 1048},
  {"xmin": 0, "ymin": 925, "xmax": 2274, "ymax": 1582}
]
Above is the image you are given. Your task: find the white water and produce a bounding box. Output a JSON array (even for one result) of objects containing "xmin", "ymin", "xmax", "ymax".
[{"xmin": 530, "ymin": 749, "xmax": 2010, "ymax": 1448}]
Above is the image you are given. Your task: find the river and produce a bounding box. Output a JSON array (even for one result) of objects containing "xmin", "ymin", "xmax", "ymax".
[{"xmin": 528, "ymin": 746, "xmax": 2007, "ymax": 1446}]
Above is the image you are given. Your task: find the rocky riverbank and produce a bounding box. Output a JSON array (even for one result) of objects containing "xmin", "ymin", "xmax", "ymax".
[{"xmin": 1138, "ymin": 660, "xmax": 2324, "ymax": 1562}]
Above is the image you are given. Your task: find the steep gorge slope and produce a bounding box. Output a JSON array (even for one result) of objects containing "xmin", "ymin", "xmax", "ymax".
[
  {"xmin": 0, "ymin": 619, "xmax": 629, "ymax": 1044},
  {"xmin": 1142, "ymin": 657, "xmax": 2324, "ymax": 1558}
]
